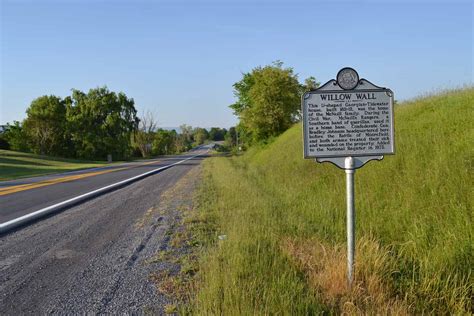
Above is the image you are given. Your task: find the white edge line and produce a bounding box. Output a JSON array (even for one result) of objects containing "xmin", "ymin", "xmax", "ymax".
[{"xmin": 0, "ymin": 152, "xmax": 205, "ymax": 234}]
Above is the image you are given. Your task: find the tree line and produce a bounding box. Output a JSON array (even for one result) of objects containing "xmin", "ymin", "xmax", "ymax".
[
  {"xmin": 134, "ymin": 115, "xmax": 228, "ymax": 158},
  {"xmin": 1, "ymin": 60, "xmax": 317, "ymax": 158},
  {"xmin": 0, "ymin": 86, "xmax": 228, "ymax": 160}
]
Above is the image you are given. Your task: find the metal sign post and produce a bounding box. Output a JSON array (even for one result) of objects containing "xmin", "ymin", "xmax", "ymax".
[
  {"xmin": 302, "ymin": 68, "xmax": 395, "ymax": 287},
  {"xmin": 345, "ymin": 157, "xmax": 355, "ymax": 285}
]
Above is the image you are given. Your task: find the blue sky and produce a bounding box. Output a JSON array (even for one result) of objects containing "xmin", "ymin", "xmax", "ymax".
[{"xmin": 1, "ymin": 0, "xmax": 472, "ymax": 127}]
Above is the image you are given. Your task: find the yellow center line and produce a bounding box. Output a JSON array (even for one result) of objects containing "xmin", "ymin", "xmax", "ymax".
[{"xmin": 0, "ymin": 159, "xmax": 162, "ymax": 196}]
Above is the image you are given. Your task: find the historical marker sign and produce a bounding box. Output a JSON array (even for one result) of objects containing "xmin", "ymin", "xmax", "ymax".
[
  {"xmin": 303, "ymin": 68, "xmax": 394, "ymax": 159},
  {"xmin": 301, "ymin": 67, "xmax": 395, "ymax": 287}
]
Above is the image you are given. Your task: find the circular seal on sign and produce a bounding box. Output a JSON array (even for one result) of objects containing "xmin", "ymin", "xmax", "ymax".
[{"xmin": 337, "ymin": 67, "xmax": 359, "ymax": 90}]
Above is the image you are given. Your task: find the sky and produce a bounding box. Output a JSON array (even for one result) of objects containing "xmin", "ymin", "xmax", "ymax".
[{"xmin": 1, "ymin": 0, "xmax": 472, "ymax": 128}]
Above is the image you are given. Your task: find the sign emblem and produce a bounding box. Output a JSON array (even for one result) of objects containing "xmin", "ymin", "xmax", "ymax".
[{"xmin": 337, "ymin": 67, "xmax": 359, "ymax": 90}]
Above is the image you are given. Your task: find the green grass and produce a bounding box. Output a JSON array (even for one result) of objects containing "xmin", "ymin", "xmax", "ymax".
[
  {"xmin": 0, "ymin": 150, "xmax": 114, "ymax": 180},
  {"xmin": 191, "ymin": 88, "xmax": 473, "ymax": 314}
]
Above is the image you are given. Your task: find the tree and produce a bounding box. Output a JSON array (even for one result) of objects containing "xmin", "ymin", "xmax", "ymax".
[
  {"xmin": 225, "ymin": 126, "xmax": 237, "ymax": 147},
  {"xmin": 66, "ymin": 87, "xmax": 139, "ymax": 160},
  {"xmin": 152, "ymin": 129, "xmax": 176, "ymax": 155},
  {"xmin": 209, "ymin": 127, "xmax": 226, "ymax": 141},
  {"xmin": 230, "ymin": 61, "xmax": 317, "ymax": 143},
  {"xmin": 22, "ymin": 95, "xmax": 68, "ymax": 155},
  {"xmin": 134, "ymin": 111, "xmax": 157, "ymax": 157},
  {"xmin": 179, "ymin": 124, "xmax": 194, "ymax": 150},
  {"xmin": 0, "ymin": 134, "xmax": 9, "ymax": 150},
  {"xmin": 3, "ymin": 121, "xmax": 29, "ymax": 152},
  {"xmin": 193, "ymin": 127, "xmax": 209, "ymax": 145},
  {"xmin": 302, "ymin": 76, "xmax": 320, "ymax": 92},
  {"xmin": 229, "ymin": 72, "xmax": 255, "ymax": 116},
  {"xmin": 174, "ymin": 134, "xmax": 188, "ymax": 153},
  {"xmin": 293, "ymin": 76, "xmax": 321, "ymax": 121}
]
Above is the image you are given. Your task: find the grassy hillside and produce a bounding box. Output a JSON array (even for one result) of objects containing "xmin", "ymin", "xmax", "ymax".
[
  {"xmin": 0, "ymin": 150, "xmax": 112, "ymax": 181},
  {"xmin": 191, "ymin": 88, "xmax": 473, "ymax": 314}
]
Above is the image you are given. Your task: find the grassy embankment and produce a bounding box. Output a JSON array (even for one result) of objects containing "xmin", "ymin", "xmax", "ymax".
[
  {"xmin": 0, "ymin": 150, "xmax": 112, "ymax": 181},
  {"xmin": 190, "ymin": 89, "xmax": 473, "ymax": 314}
]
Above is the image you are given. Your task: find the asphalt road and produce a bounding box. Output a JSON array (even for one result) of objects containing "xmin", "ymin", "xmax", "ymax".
[
  {"xmin": 0, "ymin": 148, "xmax": 205, "ymax": 224},
  {"xmin": 0, "ymin": 148, "xmax": 208, "ymax": 314}
]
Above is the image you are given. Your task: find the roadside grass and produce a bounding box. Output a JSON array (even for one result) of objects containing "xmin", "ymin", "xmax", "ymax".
[
  {"xmin": 190, "ymin": 88, "xmax": 473, "ymax": 314},
  {"xmin": 0, "ymin": 150, "xmax": 116, "ymax": 181}
]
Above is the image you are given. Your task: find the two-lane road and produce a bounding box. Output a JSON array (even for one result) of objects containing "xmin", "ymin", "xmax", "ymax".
[
  {"xmin": 0, "ymin": 147, "xmax": 209, "ymax": 314},
  {"xmin": 0, "ymin": 148, "xmax": 207, "ymax": 224}
]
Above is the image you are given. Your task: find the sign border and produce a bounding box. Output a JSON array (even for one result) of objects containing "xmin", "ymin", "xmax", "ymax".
[{"xmin": 302, "ymin": 79, "xmax": 395, "ymax": 159}]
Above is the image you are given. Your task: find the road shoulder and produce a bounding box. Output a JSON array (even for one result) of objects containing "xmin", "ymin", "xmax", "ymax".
[{"xmin": 139, "ymin": 163, "xmax": 204, "ymax": 314}]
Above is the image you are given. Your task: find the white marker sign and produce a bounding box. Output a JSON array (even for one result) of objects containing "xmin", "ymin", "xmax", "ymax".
[
  {"xmin": 303, "ymin": 68, "xmax": 394, "ymax": 159},
  {"xmin": 301, "ymin": 67, "xmax": 395, "ymax": 287}
]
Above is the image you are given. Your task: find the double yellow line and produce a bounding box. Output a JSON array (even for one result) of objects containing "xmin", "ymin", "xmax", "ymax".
[{"xmin": 0, "ymin": 160, "xmax": 161, "ymax": 197}]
